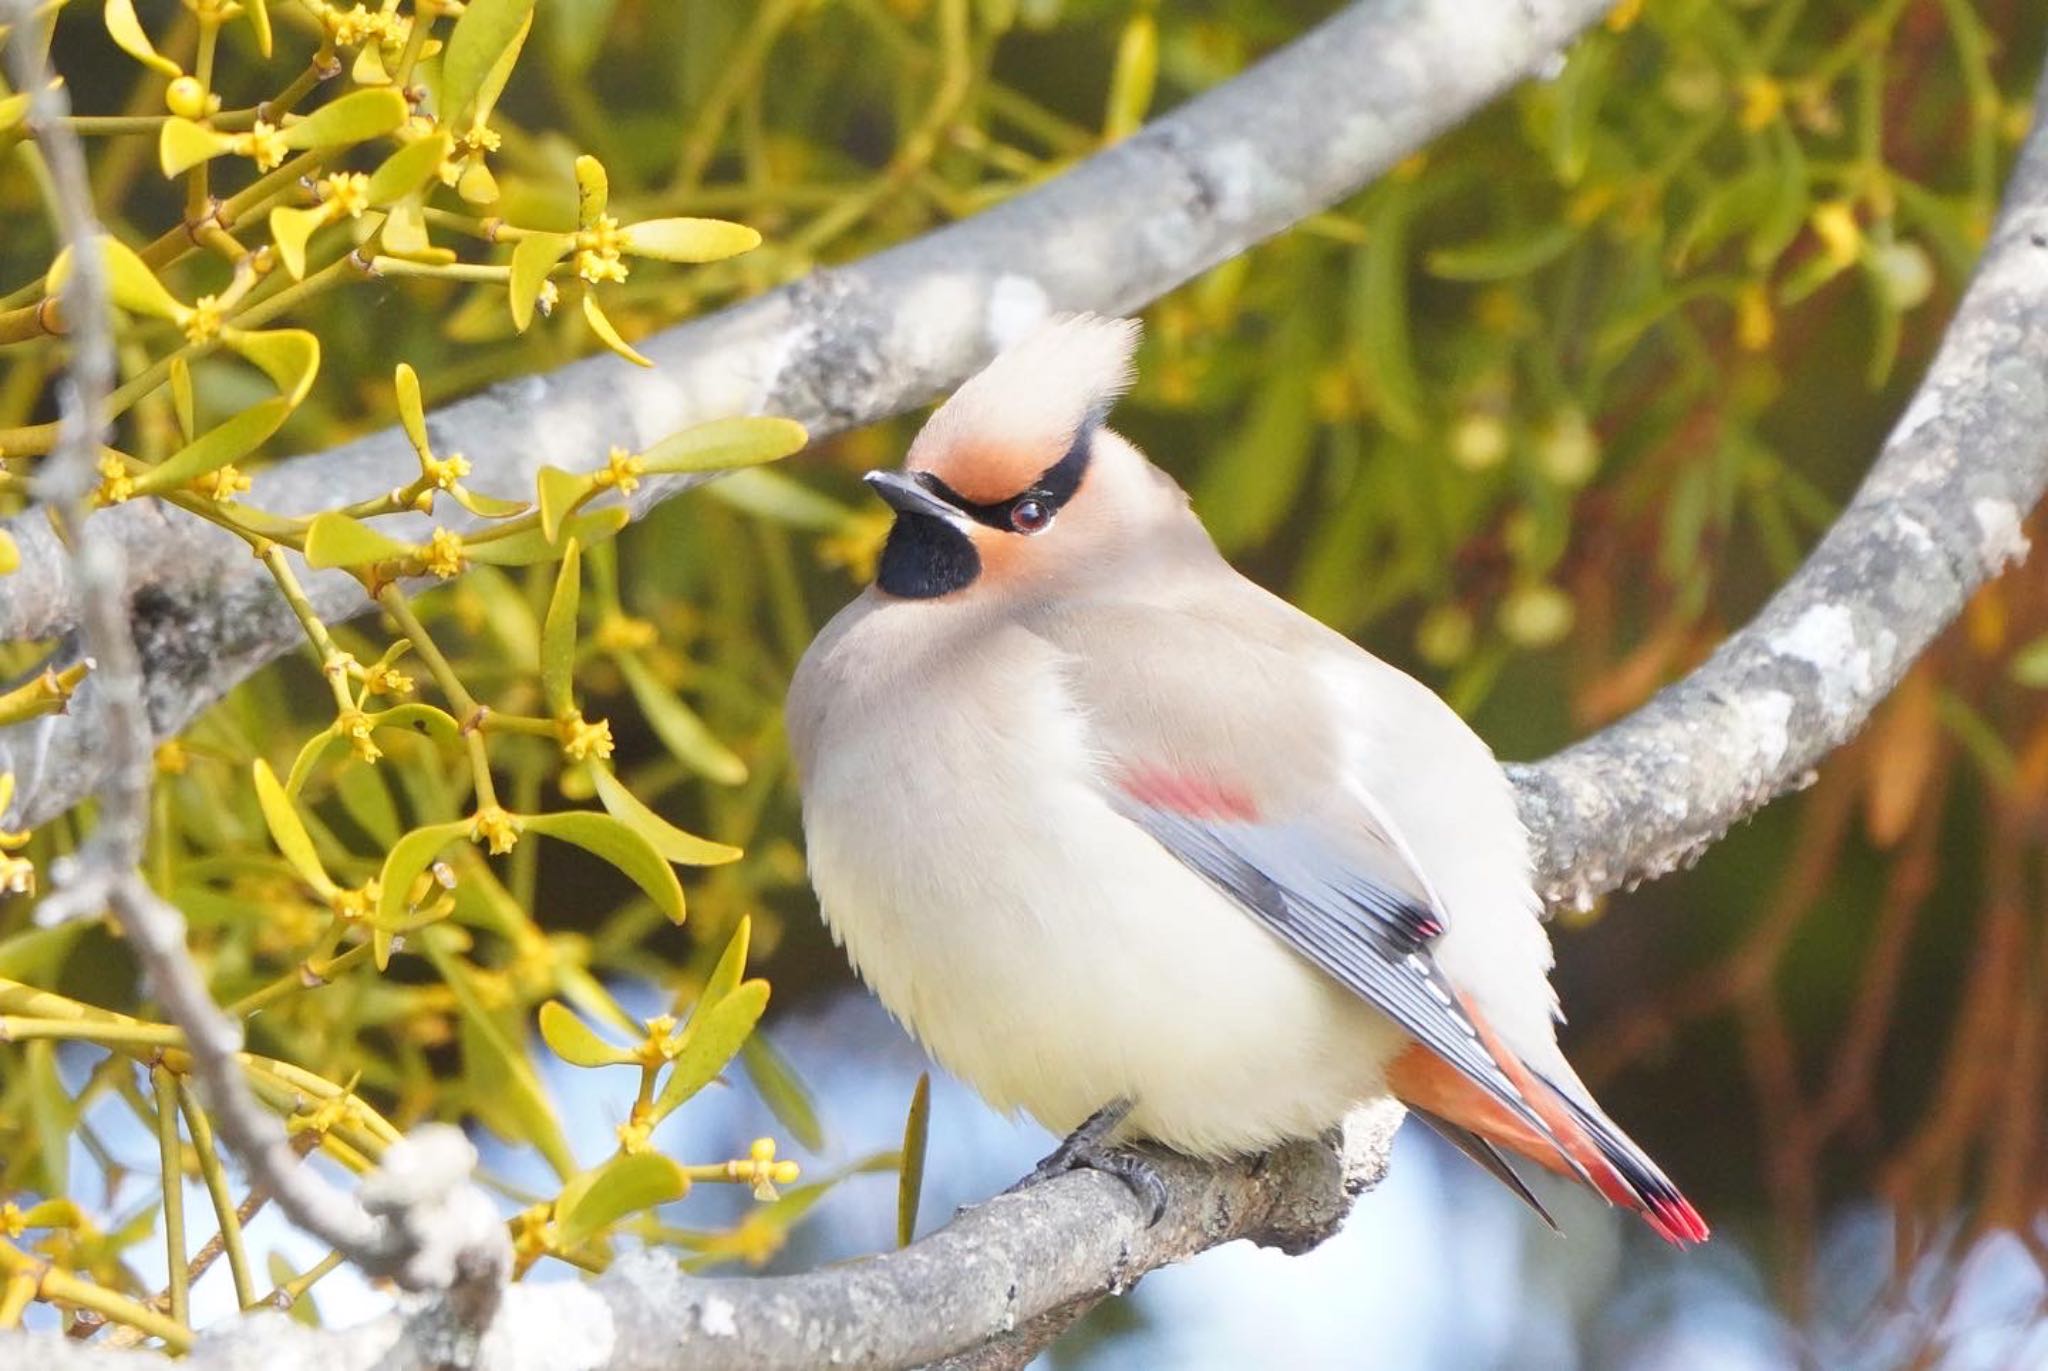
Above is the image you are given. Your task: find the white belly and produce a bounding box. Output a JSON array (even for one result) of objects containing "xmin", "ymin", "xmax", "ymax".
[{"xmin": 796, "ymin": 625, "xmax": 1405, "ymax": 1157}]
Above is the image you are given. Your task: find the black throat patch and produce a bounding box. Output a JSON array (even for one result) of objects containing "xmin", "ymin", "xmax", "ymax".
[{"xmin": 876, "ymin": 513, "xmax": 981, "ymax": 599}]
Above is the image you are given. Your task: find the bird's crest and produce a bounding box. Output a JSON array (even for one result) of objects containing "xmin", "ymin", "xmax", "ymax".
[{"xmin": 908, "ymin": 314, "xmax": 1140, "ymax": 505}]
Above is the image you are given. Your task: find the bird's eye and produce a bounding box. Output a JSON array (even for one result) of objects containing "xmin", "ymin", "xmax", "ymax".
[{"xmin": 1009, "ymin": 497, "xmax": 1053, "ymax": 534}]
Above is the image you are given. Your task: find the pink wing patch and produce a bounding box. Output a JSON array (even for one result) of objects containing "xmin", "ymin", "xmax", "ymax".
[{"xmin": 1115, "ymin": 765, "xmax": 1259, "ymax": 822}]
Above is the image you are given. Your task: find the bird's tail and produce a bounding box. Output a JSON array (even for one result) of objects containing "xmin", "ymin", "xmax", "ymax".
[{"xmin": 1388, "ymin": 1016, "xmax": 1708, "ymax": 1247}]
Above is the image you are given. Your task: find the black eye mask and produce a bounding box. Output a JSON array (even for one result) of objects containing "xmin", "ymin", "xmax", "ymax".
[
  {"xmin": 912, "ymin": 419, "xmax": 1094, "ymax": 531},
  {"xmin": 875, "ymin": 420, "xmax": 1095, "ymax": 599}
]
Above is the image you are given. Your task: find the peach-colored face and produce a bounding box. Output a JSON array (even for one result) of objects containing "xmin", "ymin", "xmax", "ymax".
[{"xmin": 871, "ymin": 313, "xmax": 1156, "ymax": 598}]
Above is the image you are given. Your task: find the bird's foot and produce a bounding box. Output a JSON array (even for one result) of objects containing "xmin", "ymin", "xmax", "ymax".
[{"xmin": 1006, "ymin": 1098, "xmax": 1169, "ymax": 1225}]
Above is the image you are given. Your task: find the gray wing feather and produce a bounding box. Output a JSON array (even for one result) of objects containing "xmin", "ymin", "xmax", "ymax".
[{"xmin": 1113, "ymin": 798, "xmax": 1555, "ymax": 1144}]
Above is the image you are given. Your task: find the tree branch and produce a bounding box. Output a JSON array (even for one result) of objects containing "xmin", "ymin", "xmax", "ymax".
[
  {"xmin": 1510, "ymin": 53, "xmax": 2048, "ymax": 910},
  {"xmin": 23, "ymin": 7, "xmax": 2048, "ymax": 1371},
  {"xmin": 0, "ymin": 0, "xmax": 1614, "ymax": 828},
  {"xmin": 0, "ymin": 1107, "xmax": 1403, "ymax": 1371}
]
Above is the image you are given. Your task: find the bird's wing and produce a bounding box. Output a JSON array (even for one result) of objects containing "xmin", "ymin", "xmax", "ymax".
[{"xmin": 1035, "ymin": 598, "xmax": 1564, "ymax": 1151}]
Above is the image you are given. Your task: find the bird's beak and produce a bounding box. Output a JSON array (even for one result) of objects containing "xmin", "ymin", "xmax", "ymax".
[{"xmin": 864, "ymin": 469, "xmax": 964, "ymax": 524}]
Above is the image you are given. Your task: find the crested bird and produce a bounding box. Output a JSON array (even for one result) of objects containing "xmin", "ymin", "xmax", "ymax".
[{"xmin": 786, "ymin": 315, "xmax": 1707, "ymax": 1245}]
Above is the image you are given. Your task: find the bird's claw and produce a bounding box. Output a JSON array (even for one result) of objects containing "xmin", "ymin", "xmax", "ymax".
[{"xmin": 1009, "ymin": 1130, "xmax": 1169, "ymax": 1225}]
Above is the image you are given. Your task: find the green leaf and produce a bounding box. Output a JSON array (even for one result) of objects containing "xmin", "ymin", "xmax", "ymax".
[
  {"xmin": 284, "ymin": 724, "xmax": 342, "ymax": 797},
  {"xmin": 705, "ymin": 468, "xmax": 851, "ymax": 531},
  {"xmin": 591, "ymin": 765, "xmax": 742, "ymax": 867},
  {"xmin": 537, "ymin": 1000, "xmax": 637, "ymax": 1068},
  {"xmin": 574, "ymin": 155, "xmax": 609, "ymax": 227},
  {"xmin": 450, "ymin": 486, "xmax": 531, "ymax": 518},
  {"xmin": 544, "ymin": 0, "xmax": 618, "ymax": 75},
  {"xmin": 281, "ymin": 88, "xmax": 409, "ymax": 151},
  {"xmin": 53, "ymin": 236, "xmax": 187, "ymax": 321},
  {"xmin": 541, "ymin": 540, "xmax": 581, "ymax": 715},
  {"xmin": 620, "ymin": 217, "xmax": 760, "ymax": 263},
  {"xmin": 1350, "ymin": 193, "xmax": 1425, "ymax": 440},
  {"xmin": 508, "ymin": 232, "xmax": 570, "ymax": 331},
  {"xmin": 523, "ymin": 811, "xmax": 684, "ymax": 924},
  {"xmin": 616, "ymin": 651, "xmax": 747, "ymax": 785},
  {"xmin": 640, "ymin": 417, "xmax": 809, "ymax": 475},
  {"xmin": 699, "ymin": 915, "xmax": 752, "ymax": 1012},
  {"xmin": 464, "ymin": 506, "xmax": 628, "ymax": 566},
  {"xmin": 106, "ymin": 0, "xmax": 182, "ymax": 76},
  {"xmin": 268, "ymin": 204, "xmax": 326, "ymax": 281},
  {"xmin": 2011, "ymin": 636, "xmax": 2048, "ymax": 689},
  {"xmin": 253, "ymin": 759, "xmax": 336, "ymax": 897},
  {"xmin": 654, "ymin": 980, "xmax": 769, "ymax": 1117},
  {"xmin": 131, "ymin": 399, "xmax": 290, "ymax": 497},
  {"xmin": 443, "ymin": 0, "xmax": 538, "ymax": 122},
  {"xmin": 582, "ymin": 292, "xmax": 652, "ymax": 367},
  {"xmin": 244, "ymin": 0, "xmax": 271, "ymax": 56},
  {"xmin": 375, "ymin": 821, "xmax": 472, "ymax": 927},
  {"xmin": 554, "ymin": 1152, "xmax": 688, "ymax": 1251},
  {"xmin": 536, "ymin": 465, "xmax": 594, "ymax": 544},
  {"xmin": 1426, "ymin": 219, "xmax": 1580, "ymax": 282},
  {"xmin": 303, "ymin": 512, "xmax": 412, "ymax": 569},
  {"xmin": 170, "ymin": 357, "xmax": 195, "ymax": 440},
  {"xmin": 425, "ymin": 932, "xmax": 577, "ymax": 1178},
  {"xmin": 158, "ymin": 118, "xmax": 233, "ymax": 176},
  {"xmin": 26, "ymin": 1042, "xmax": 73, "ymax": 1195},
  {"xmin": 0, "ymin": 92, "xmax": 28, "ymax": 134},
  {"xmin": 394, "ymin": 362, "xmax": 429, "ymax": 456},
  {"xmin": 367, "ymin": 133, "xmax": 452, "ymax": 207},
  {"xmin": 285, "ymin": 704, "xmax": 460, "ymax": 795},
  {"xmin": 224, "ymin": 328, "xmax": 321, "ymax": 405},
  {"xmin": 741, "ymin": 1033, "xmax": 824, "ymax": 1152},
  {"xmin": 333, "ymin": 761, "xmax": 402, "ymax": 847},
  {"xmin": 897, "ymin": 1072, "xmax": 931, "ymax": 1248},
  {"xmin": 473, "ymin": 9, "xmax": 535, "ymax": 128}
]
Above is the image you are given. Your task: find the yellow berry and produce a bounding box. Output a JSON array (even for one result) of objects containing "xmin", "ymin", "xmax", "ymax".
[{"xmin": 165, "ymin": 76, "xmax": 208, "ymax": 119}]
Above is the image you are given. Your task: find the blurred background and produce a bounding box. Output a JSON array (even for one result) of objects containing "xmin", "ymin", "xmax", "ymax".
[{"xmin": 4, "ymin": 0, "xmax": 2048, "ymax": 1366}]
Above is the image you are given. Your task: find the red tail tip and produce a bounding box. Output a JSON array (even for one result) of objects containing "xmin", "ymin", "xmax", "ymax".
[{"xmin": 1642, "ymin": 1194, "xmax": 1711, "ymax": 1246}]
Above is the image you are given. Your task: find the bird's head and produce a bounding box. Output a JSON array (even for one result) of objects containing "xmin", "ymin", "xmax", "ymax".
[{"xmin": 864, "ymin": 314, "xmax": 1190, "ymax": 601}]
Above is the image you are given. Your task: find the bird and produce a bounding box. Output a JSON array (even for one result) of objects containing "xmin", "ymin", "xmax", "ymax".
[{"xmin": 786, "ymin": 314, "xmax": 1707, "ymax": 1246}]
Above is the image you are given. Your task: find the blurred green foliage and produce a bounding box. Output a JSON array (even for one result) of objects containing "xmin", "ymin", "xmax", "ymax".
[{"xmin": 1, "ymin": 0, "xmax": 2046, "ymax": 1356}]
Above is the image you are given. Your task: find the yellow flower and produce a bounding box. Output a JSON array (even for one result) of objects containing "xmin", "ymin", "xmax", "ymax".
[
  {"xmin": 328, "ymin": 884, "xmax": 376, "ymax": 922},
  {"xmin": 1737, "ymin": 75, "xmax": 1784, "ymax": 131},
  {"xmin": 595, "ymin": 446, "xmax": 644, "ymax": 495},
  {"xmin": 456, "ymin": 125, "xmax": 503, "ymax": 157},
  {"xmin": 727, "ymin": 1137, "xmax": 800, "ymax": 1199},
  {"xmin": 1604, "ymin": 0, "xmax": 1644, "ymax": 31},
  {"xmin": 240, "ymin": 121, "xmax": 288, "ymax": 172},
  {"xmin": 94, "ymin": 451, "xmax": 136, "ymax": 506},
  {"xmin": 190, "ymin": 463, "xmax": 251, "ymax": 502},
  {"xmin": 321, "ymin": 172, "xmax": 372, "ymax": 219},
  {"xmin": 555, "ymin": 712, "xmax": 614, "ymax": 762},
  {"xmin": 1736, "ymin": 280, "xmax": 1775, "ymax": 352},
  {"xmin": 574, "ymin": 215, "xmax": 629, "ymax": 285},
  {"xmin": 470, "ymin": 805, "xmax": 521, "ymax": 855},
  {"xmin": 423, "ymin": 451, "xmax": 472, "ymax": 490},
  {"xmin": 154, "ymin": 740, "xmax": 189, "ymax": 775},
  {"xmin": 422, "ymin": 527, "xmax": 466, "ymax": 579},
  {"xmin": 182, "ymin": 293, "xmax": 224, "ymax": 344},
  {"xmin": 0, "ymin": 1202, "xmax": 23, "ymax": 1239},
  {"xmin": 337, "ymin": 708, "xmax": 383, "ymax": 764},
  {"xmin": 362, "ymin": 660, "xmax": 414, "ymax": 697},
  {"xmin": 615, "ymin": 1117, "xmax": 655, "ymax": 1155},
  {"xmin": 510, "ymin": 1204, "xmax": 553, "ymax": 1268},
  {"xmin": 595, "ymin": 615, "xmax": 657, "ymax": 652},
  {"xmin": 0, "ymin": 853, "xmax": 35, "ymax": 897},
  {"xmin": 1810, "ymin": 201, "xmax": 1863, "ymax": 268}
]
